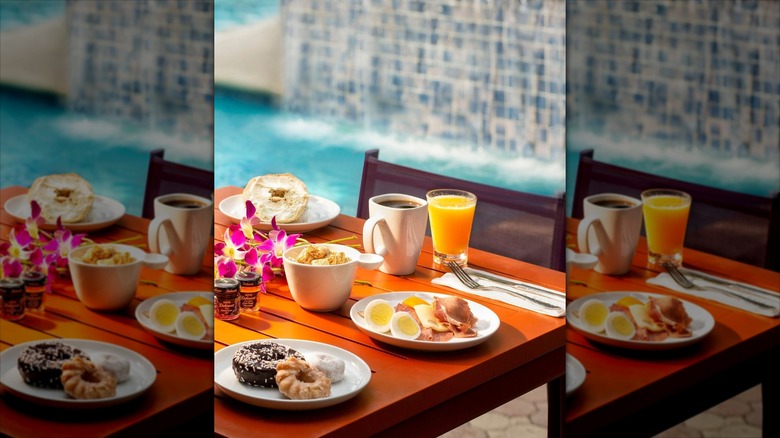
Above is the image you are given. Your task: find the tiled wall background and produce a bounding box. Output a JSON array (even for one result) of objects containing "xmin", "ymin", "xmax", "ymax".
[
  {"xmin": 282, "ymin": 0, "xmax": 566, "ymax": 160},
  {"xmin": 567, "ymin": 0, "xmax": 780, "ymax": 160},
  {"xmin": 67, "ymin": 0, "xmax": 214, "ymax": 138}
]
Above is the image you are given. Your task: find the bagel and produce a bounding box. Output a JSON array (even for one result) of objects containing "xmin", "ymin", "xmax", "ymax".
[
  {"xmin": 28, "ymin": 173, "xmax": 94, "ymax": 223},
  {"xmin": 242, "ymin": 173, "xmax": 308, "ymax": 223}
]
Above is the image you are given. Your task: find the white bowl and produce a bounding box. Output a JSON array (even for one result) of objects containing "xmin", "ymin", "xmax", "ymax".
[
  {"xmin": 282, "ymin": 244, "xmax": 383, "ymax": 312},
  {"xmin": 68, "ymin": 243, "xmax": 169, "ymax": 311}
]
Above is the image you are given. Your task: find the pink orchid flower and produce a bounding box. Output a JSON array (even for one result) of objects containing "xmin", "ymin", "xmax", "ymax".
[
  {"xmin": 242, "ymin": 249, "xmax": 275, "ymax": 292},
  {"xmin": 221, "ymin": 225, "xmax": 249, "ymax": 262},
  {"xmin": 216, "ymin": 255, "xmax": 238, "ymax": 278},
  {"xmin": 1, "ymin": 256, "xmax": 24, "ymax": 279},
  {"xmin": 256, "ymin": 217, "xmax": 301, "ymax": 269},
  {"xmin": 25, "ymin": 201, "xmax": 46, "ymax": 240},
  {"xmin": 7, "ymin": 227, "xmax": 32, "ymax": 262},
  {"xmin": 240, "ymin": 201, "xmax": 263, "ymax": 240}
]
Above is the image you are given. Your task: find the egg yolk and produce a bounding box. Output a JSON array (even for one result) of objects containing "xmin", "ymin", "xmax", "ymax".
[
  {"xmin": 180, "ymin": 314, "xmax": 205, "ymax": 336},
  {"xmin": 396, "ymin": 315, "xmax": 419, "ymax": 336},
  {"xmin": 610, "ymin": 314, "xmax": 635, "ymax": 336},
  {"xmin": 369, "ymin": 303, "xmax": 394, "ymax": 327},
  {"xmin": 154, "ymin": 302, "xmax": 179, "ymax": 326},
  {"xmin": 581, "ymin": 300, "xmax": 608, "ymax": 328}
]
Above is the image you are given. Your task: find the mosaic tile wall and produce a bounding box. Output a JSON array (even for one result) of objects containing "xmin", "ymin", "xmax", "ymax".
[
  {"xmin": 67, "ymin": 0, "xmax": 214, "ymax": 138},
  {"xmin": 567, "ymin": 0, "xmax": 780, "ymax": 160},
  {"xmin": 281, "ymin": 0, "xmax": 566, "ymax": 160}
]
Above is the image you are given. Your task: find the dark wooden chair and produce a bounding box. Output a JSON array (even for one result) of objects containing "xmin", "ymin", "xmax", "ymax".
[
  {"xmin": 572, "ymin": 149, "xmax": 780, "ymax": 271},
  {"xmin": 358, "ymin": 149, "xmax": 567, "ymax": 271},
  {"xmin": 142, "ymin": 149, "xmax": 214, "ymax": 219}
]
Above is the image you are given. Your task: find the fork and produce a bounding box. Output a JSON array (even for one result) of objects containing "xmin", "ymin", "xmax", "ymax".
[
  {"xmin": 446, "ymin": 262, "xmax": 562, "ymax": 310},
  {"xmin": 662, "ymin": 262, "xmax": 774, "ymax": 310}
]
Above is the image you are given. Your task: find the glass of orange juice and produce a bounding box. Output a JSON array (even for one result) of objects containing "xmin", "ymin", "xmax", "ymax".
[
  {"xmin": 426, "ymin": 189, "xmax": 477, "ymax": 266},
  {"xmin": 641, "ymin": 189, "xmax": 691, "ymax": 267}
]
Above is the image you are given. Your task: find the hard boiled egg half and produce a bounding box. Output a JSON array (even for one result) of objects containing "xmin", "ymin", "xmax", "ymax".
[
  {"xmin": 604, "ymin": 311, "xmax": 636, "ymax": 340},
  {"xmin": 578, "ymin": 299, "xmax": 609, "ymax": 333},
  {"xmin": 390, "ymin": 311, "xmax": 421, "ymax": 340},
  {"xmin": 364, "ymin": 299, "xmax": 394, "ymax": 333},
  {"xmin": 149, "ymin": 299, "xmax": 180, "ymax": 333},
  {"xmin": 175, "ymin": 312, "xmax": 206, "ymax": 340}
]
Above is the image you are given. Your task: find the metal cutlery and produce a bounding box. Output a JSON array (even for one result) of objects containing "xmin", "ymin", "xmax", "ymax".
[
  {"xmin": 663, "ymin": 262, "xmax": 775, "ymax": 310},
  {"xmin": 463, "ymin": 267, "xmax": 566, "ymax": 302},
  {"xmin": 676, "ymin": 269, "xmax": 778, "ymax": 299},
  {"xmin": 447, "ymin": 262, "xmax": 563, "ymax": 311}
]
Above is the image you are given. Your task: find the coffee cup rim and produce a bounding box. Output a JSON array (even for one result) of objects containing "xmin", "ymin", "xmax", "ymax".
[
  {"xmin": 584, "ymin": 193, "xmax": 642, "ymax": 209},
  {"xmin": 368, "ymin": 193, "xmax": 427, "ymax": 209},
  {"xmin": 154, "ymin": 193, "xmax": 213, "ymax": 210}
]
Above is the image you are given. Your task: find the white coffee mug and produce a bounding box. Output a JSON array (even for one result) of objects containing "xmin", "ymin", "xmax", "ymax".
[
  {"xmin": 148, "ymin": 193, "xmax": 213, "ymax": 275},
  {"xmin": 362, "ymin": 193, "xmax": 428, "ymax": 275},
  {"xmin": 577, "ymin": 193, "xmax": 643, "ymax": 275}
]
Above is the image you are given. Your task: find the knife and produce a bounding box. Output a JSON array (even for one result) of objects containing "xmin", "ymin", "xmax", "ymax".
[
  {"xmin": 464, "ymin": 269, "xmax": 565, "ymax": 302},
  {"xmin": 680, "ymin": 269, "xmax": 779, "ymax": 299}
]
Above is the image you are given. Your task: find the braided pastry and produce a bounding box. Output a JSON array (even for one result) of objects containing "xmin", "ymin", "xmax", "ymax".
[
  {"xmin": 275, "ymin": 356, "xmax": 331, "ymax": 400},
  {"xmin": 60, "ymin": 357, "xmax": 117, "ymax": 399}
]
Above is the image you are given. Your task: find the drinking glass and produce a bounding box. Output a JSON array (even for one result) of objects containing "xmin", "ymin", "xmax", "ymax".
[
  {"xmin": 641, "ymin": 189, "xmax": 691, "ymax": 268},
  {"xmin": 426, "ymin": 189, "xmax": 477, "ymax": 266}
]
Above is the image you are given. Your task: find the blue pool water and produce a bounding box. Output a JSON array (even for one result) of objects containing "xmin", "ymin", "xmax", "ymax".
[
  {"xmin": 0, "ymin": 0, "xmax": 64, "ymax": 31},
  {"xmin": 0, "ymin": 87, "xmax": 212, "ymax": 216},
  {"xmin": 215, "ymin": 0, "xmax": 279, "ymax": 31},
  {"xmin": 214, "ymin": 88, "xmax": 565, "ymax": 217}
]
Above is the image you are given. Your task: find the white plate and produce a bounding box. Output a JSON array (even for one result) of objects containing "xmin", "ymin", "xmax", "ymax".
[
  {"xmin": 350, "ymin": 292, "xmax": 500, "ymax": 351},
  {"xmin": 135, "ymin": 292, "xmax": 214, "ymax": 350},
  {"xmin": 566, "ymin": 353, "xmax": 586, "ymax": 395},
  {"xmin": 0, "ymin": 339, "xmax": 156, "ymax": 408},
  {"xmin": 4, "ymin": 194, "xmax": 126, "ymax": 232},
  {"xmin": 214, "ymin": 339, "xmax": 371, "ymax": 410},
  {"xmin": 566, "ymin": 292, "xmax": 715, "ymax": 350},
  {"xmin": 218, "ymin": 194, "xmax": 340, "ymax": 233}
]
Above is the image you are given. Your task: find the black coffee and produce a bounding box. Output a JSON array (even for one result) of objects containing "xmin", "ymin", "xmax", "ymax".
[
  {"xmin": 164, "ymin": 199, "xmax": 206, "ymax": 209},
  {"xmin": 378, "ymin": 200, "xmax": 421, "ymax": 209},
  {"xmin": 594, "ymin": 199, "xmax": 635, "ymax": 209}
]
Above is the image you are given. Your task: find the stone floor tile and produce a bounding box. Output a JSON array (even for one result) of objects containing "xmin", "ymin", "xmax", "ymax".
[
  {"xmin": 439, "ymin": 423, "xmax": 489, "ymax": 438},
  {"xmin": 523, "ymin": 385, "xmax": 548, "ymax": 403},
  {"xmin": 745, "ymin": 404, "xmax": 762, "ymax": 428},
  {"xmin": 737, "ymin": 385, "xmax": 762, "ymax": 403},
  {"xmin": 703, "ymin": 423, "xmax": 761, "ymax": 438},
  {"xmin": 709, "ymin": 397, "xmax": 751, "ymax": 417},
  {"xmin": 655, "ymin": 422, "xmax": 704, "ymax": 437},
  {"xmin": 684, "ymin": 412, "xmax": 726, "ymax": 431},
  {"xmin": 501, "ymin": 421, "xmax": 547, "ymax": 438},
  {"xmin": 494, "ymin": 397, "xmax": 536, "ymax": 417},
  {"xmin": 468, "ymin": 412, "xmax": 511, "ymax": 431}
]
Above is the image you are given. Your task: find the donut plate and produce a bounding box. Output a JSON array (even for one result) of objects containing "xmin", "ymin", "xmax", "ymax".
[
  {"xmin": 0, "ymin": 339, "xmax": 156, "ymax": 408},
  {"xmin": 214, "ymin": 339, "xmax": 371, "ymax": 410}
]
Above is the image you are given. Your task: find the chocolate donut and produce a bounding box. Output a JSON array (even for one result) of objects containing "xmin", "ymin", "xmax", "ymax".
[
  {"xmin": 17, "ymin": 342, "xmax": 90, "ymax": 389},
  {"xmin": 232, "ymin": 342, "xmax": 304, "ymax": 388}
]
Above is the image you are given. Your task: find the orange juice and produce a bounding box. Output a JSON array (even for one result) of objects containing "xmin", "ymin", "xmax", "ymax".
[
  {"xmin": 642, "ymin": 193, "xmax": 691, "ymax": 261},
  {"xmin": 427, "ymin": 194, "xmax": 477, "ymax": 256}
]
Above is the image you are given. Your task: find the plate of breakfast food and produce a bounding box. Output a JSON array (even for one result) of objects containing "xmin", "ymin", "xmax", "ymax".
[
  {"xmin": 5, "ymin": 173, "xmax": 125, "ymax": 232},
  {"xmin": 566, "ymin": 292, "xmax": 715, "ymax": 350},
  {"xmin": 214, "ymin": 339, "xmax": 371, "ymax": 410},
  {"xmin": 566, "ymin": 354, "xmax": 586, "ymax": 395},
  {"xmin": 0, "ymin": 339, "xmax": 156, "ymax": 408},
  {"xmin": 350, "ymin": 292, "xmax": 500, "ymax": 351},
  {"xmin": 135, "ymin": 292, "xmax": 214, "ymax": 350},
  {"xmin": 218, "ymin": 173, "xmax": 340, "ymax": 233}
]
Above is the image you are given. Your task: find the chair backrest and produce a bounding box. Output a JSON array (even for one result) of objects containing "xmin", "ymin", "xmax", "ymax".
[
  {"xmin": 358, "ymin": 149, "xmax": 567, "ymax": 271},
  {"xmin": 142, "ymin": 149, "xmax": 214, "ymax": 219},
  {"xmin": 572, "ymin": 149, "xmax": 780, "ymax": 271}
]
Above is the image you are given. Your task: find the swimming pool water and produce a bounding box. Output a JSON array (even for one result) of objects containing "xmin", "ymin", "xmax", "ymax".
[
  {"xmin": 214, "ymin": 87, "xmax": 565, "ymax": 217},
  {"xmin": 215, "ymin": 0, "xmax": 279, "ymax": 31},
  {"xmin": 0, "ymin": 87, "xmax": 212, "ymax": 217},
  {"xmin": 0, "ymin": 0, "xmax": 64, "ymax": 32}
]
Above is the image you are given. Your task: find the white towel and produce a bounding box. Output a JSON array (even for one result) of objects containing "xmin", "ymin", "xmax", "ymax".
[
  {"xmin": 432, "ymin": 270, "xmax": 566, "ymax": 317},
  {"xmin": 647, "ymin": 269, "xmax": 779, "ymax": 318}
]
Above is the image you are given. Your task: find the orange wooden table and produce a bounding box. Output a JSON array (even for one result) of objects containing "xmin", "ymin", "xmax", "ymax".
[
  {"xmin": 213, "ymin": 186, "xmax": 567, "ymax": 437},
  {"xmin": 564, "ymin": 218, "xmax": 780, "ymax": 437},
  {"xmin": 1, "ymin": 186, "xmax": 214, "ymax": 437}
]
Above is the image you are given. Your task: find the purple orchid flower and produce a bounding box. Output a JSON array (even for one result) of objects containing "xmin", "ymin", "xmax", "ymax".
[
  {"xmin": 1, "ymin": 256, "xmax": 24, "ymax": 279},
  {"xmin": 216, "ymin": 255, "xmax": 238, "ymax": 278},
  {"xmin": 7, "ymin": 227, "xmax": 32, "ymax": 262},
  {"xmin": 25, "ymin": 201, "xmax": 46, "ymax": 240},
  {"xmin": 256, "ymin": 217, "xmax": 301, "ymax": 269},
  {"xmin": 242, "ymin": 249, "xmax": 275, "ymax": 293},
  {"xmin": 221, "ymin": 224, "xmax": 249, "ymax": 261}
]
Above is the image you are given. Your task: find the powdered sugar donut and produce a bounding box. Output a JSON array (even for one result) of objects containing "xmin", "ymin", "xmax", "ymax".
[
  {"xmin": 306, "ymin": 352, "xmax": 345, "ymax": 383},
  {"xmin": 94, "ymin": 353, "xmax": 131, "ymax": 383}
]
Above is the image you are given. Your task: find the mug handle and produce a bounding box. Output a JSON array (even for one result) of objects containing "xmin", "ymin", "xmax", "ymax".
[
  {"xmin": 148, "ymin": 217, "xmax": 178, "ymax": 256},
  {"xmin": 577, "ymin": 217, "xmax": 607, "ymax": 257},
  {"xmin": 362, "ymin": 217, "xmax": 391, "ymax": 257}
]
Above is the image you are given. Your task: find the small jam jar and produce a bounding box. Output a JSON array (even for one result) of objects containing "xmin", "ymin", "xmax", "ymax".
[
  {"xmin": 214, "ymin": 278, "xmax": 240, "ymax": 321},
  {"xmin": 236, "ymin": 271, "xmax": 262, "ymax": 314},
  {"xmin": 23, "ymin": 271, "xmax": 47, "ymax": 314},
  {"xmin": 1, "ymin": 278, "xmax": 25, "ymax": 321}
]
